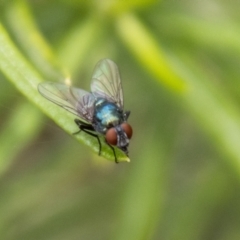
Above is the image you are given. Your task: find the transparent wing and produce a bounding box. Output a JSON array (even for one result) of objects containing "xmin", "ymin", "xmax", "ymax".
[
  {"xmin": 91, "ymin": 59, "xmax": 123, "ymax": 108},
  {"xmin": 38, "ymin": 82, "xmax": 95, "ymax": 122}
]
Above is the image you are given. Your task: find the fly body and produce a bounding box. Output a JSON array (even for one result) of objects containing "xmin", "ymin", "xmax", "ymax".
[
  {"xmin": 93, "ymin": 99, "xmax": 123, "ymax": 133},
  {"xmin": 38, "ymin": 59, "xmax": 133, "ymax": 163}
]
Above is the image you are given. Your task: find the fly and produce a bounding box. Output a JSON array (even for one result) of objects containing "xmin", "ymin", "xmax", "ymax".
[{"xmin": 38, "ymin": 59, "xmax": 133, "ymax": 163}]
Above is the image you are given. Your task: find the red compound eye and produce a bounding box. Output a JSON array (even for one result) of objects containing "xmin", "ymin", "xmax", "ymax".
[
  {"xmin": 121, "ymin": 123, "xmax": 133, "ymax": 139},
  {"xmin": 106, "ymin": 128, "xmax": 117, "ymax": 145}
]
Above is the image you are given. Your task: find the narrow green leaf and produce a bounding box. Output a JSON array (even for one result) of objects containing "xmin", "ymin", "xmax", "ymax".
[
  {"xmin": 57, "ymin": 17, "xmax": 101, "ymax": 75},
  {"xmin": 105, "ymin": 0, "xmax": 159, "ymax": 16},
  {"xmin": 116, "ymin": 13, "xmax": 240, "ymax": 175},
  {"xmin": 178, "ymin": 52, "xmax": 240, "ymax": 176},
  {"xmin": 116, "ymin": 13, "xmax": 187, "ymax": 92},
  {"xmin": 0, "ymin": 23, "xmax": 129, "ymax": 162},
  {"xmin": 4, "ymin": 0, "xmax": 66, "ymax": 81}
]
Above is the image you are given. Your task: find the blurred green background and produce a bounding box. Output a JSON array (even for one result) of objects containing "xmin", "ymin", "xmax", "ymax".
[{"xmin": 1, "ymin": 0, "xmax": 240, "ymax": 239}]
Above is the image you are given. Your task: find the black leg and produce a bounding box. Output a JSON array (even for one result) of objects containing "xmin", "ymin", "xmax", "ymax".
[
  {"xmin": 73, "ymin": 119, "xmax": 93, "ymax": 135},
  {"xmin": 106, "ymin": 142, "xmax": 118, "ymax": 163},
  {"xmin": 74, "ymin": 119, "xmax": 118, "ymax": 163},
  {"xmin": 74, "ymin": 119, "xmax": 94, "ymax": 129},
  {"xmin": 74, "ymin": 119, "xmax": 102, "ymax": 156}
]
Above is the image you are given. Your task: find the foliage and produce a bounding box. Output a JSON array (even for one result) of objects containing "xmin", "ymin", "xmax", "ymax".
[{"xmin": 0, "ymin": 0, "xmax": 240, "ymax": 239}]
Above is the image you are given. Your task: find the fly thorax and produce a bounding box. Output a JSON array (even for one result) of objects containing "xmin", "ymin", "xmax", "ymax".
[
  {"xmin": 94, "ymin": 99, "xmax": 123, "ymax": 133},
  {"xmin": 115, "ymin": 125, "xmax": 129, "ymax": 148}
]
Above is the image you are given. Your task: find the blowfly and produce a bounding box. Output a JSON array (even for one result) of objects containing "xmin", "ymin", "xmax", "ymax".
[{"xmin": 38, "ymin": 59, "xmax": 132, "ymax": 163}]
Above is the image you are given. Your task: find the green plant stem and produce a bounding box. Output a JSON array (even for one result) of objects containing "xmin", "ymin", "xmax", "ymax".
[
  {"xmin": 116, "ymin": 13, "xmax": 187, "ymax": 93},
  {"xmin": 116, "ymin": 13, "xmax": 240, "ymax": 174},
  {"xmin": 4, "ymin": 0, "xmax": 66, "ymax": 81},
  {"xmin": 57, "ymin": 17, "xmax": 101, "ymax": 75}
]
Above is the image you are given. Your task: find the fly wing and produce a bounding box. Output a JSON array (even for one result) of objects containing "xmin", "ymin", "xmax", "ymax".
[
  {"xmin": 91, "ymin": 59, "xmax": 123, "ymax": 109},
  {"xmin": 38, "ymin": 82, "xmax": 95, "ymax": 122}
]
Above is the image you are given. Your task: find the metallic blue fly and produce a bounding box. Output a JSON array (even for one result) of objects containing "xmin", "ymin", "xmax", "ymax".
[{"xmin": 38, "ymin": 59, "xmax": 132, "ymax": 163}]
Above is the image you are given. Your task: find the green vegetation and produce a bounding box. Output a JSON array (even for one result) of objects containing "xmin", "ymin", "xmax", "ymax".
[{"xmin": 0, "ymin": 0, "xmax": 240, "ymax": 239}]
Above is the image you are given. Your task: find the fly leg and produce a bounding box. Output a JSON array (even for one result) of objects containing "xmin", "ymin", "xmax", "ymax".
[
  {"xmin": 73, "ymin": 119, "xmax": 92, "ymax": 134},
  {"xmin": 74, "ymin": 119, "xmax": 118, "ymax": 163},
  {"xmin": 105, "ymin": 142, "xmax": 118, "ymax": 163},
  {"xmin": 74, "ymin": 119, "xmax": 102, "ymax": 156}
]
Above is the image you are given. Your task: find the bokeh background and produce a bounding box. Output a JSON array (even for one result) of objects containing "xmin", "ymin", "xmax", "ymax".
[{"xmin": 1, "ymin": 0, "xmax": 240, "ymax": 239}]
